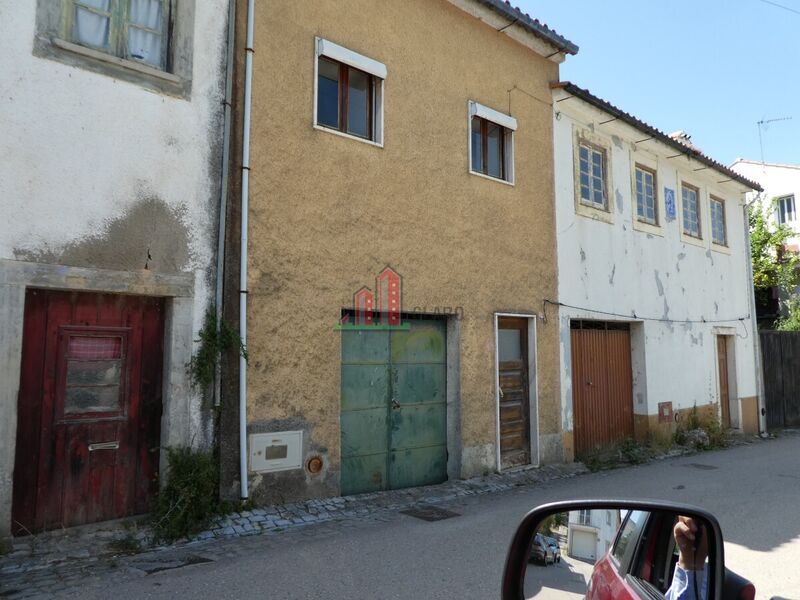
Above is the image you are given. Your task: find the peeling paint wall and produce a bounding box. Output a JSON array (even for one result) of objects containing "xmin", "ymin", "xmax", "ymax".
[
  {"xmin": 554, "ymin": 95, "xmax": 758, "ymax": 435},
  {"xmin": 0, "ymin": 2, "xmax": 230, "ymax": 450},
  {"xmin": 234, "ymin": 0, "xmax": 563, "ymax": 501}
]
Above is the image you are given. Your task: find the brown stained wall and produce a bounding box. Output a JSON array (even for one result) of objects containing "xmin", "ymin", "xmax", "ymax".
[
  {"xmin": 239, "ymin": 0, "xmax": 562, "ymax": 500},
  {"xmin": 634, "ymin": 404, "xmax": 721, "ymax": 446}
]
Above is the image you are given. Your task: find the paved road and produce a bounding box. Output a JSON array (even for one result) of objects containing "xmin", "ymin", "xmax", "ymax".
[{"xmin": 61, "ymin": 436, "xmax": 800, "ymax": 599}]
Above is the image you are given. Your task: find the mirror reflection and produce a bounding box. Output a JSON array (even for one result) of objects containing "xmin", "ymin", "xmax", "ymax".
[{"xmin": 524, "ymin": 508, "xmax": 712, "ymax": 599}]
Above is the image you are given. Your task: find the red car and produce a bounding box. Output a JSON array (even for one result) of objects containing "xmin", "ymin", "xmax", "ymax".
[{"xmin": 586, "ymin": 510, "xmax": 755, "ymax": 600}]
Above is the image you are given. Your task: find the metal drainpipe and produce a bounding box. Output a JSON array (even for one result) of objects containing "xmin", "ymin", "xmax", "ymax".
[
  {"xmin": 239, "ymin": 0, "xmax": 255, "ymax": 499},
  {"xmin": 214, "ymin": 0, "xmax": 236, "ymax": 408},
  {"xmin": 743, "ymin": 196, "xmax": 767, "ymax": 434}
]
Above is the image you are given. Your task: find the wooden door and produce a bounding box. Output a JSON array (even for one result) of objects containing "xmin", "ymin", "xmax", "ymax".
[
  {"xmin": 497, "ymin": 317, "xmax": 531, "ymax": 469},
  {"xmin": 717, "ymin": 336, "xmax": 731, "ymax": 429},
  {"xmin": 12, "ymin": 290, "xmax": 165, "ymax": 534},
  {"xmin": 571, "ymin": 322, "xmax": 634, "ymax": 456},
  {"xmin": 340, "ymin": 317, "xmax": 447, "ymax": 495}
]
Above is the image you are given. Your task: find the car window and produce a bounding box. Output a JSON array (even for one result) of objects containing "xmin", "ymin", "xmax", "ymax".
[{"xmin": 612, "ymin": 510, "xmax": 648, "ymax": 565}]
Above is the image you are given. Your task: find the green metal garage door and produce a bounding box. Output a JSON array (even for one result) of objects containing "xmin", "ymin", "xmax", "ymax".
[{"xmin": 340, "ymin": 319, "xmax": 447, "ymax": 495}]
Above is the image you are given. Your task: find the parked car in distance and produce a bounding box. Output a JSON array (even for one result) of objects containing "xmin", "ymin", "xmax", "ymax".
[
  {"xmin": 529, "ymin": 533, "xmax": 555, "ymax": 565},
  {"xmin": 544, "ymin": 536, "xmax": 561, "ymax": 563}
]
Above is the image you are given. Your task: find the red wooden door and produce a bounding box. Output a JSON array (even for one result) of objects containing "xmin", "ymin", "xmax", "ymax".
[{"xmin": 12, "ymin": 290, "xmax": 165, "ymax": 534}]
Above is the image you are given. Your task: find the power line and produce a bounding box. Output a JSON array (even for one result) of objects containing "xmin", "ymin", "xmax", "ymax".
[
  {"xmin": 542, "ymin": 299, "xmax": 748, "ymax": 325},
  {"xmin": 759, "ymin": 0, "xmax": 800, "ymax": 16}
]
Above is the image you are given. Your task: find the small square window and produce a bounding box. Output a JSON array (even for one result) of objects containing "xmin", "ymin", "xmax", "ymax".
[
  {"xmin": 711, "ymin": 197, "xmax": 727, "ymax": 246},
  {"xmin": 579, "ymin": 143, "xmax": 607, "ymax": 210},
  {"xmin": 468, "ymin": 102, "xmax": 516, "ymax": 184},
  {"xmin": 681, "ymin": 183, "xmax": 701, "ymax": 238},
  {"xmin": 635, "ymin": 165, "xmax": 658, "ymax": 225},
  {"xmin": 64, "ymin": 0, "xmax": 170, "ymax": 70},
  {"xmin": 314, "ymin": 38, "xmax": 385, "ymax": 145}
]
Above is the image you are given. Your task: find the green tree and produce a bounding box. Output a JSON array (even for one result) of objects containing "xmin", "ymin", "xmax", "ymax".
[{"xmin": 749, "ymin": 200, "xmax": 799, "ymax": 325}]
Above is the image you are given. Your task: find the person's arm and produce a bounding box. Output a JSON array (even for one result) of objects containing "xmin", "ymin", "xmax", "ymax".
[
  {"xmin": 665, "ymin": 516, "xmax": 709, "ymax": 600},
  {"xmin": 665, "ymin": 564, "xmax": 708, "ymax": 600}
]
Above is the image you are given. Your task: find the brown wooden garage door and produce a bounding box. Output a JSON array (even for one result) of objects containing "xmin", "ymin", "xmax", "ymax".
[{"xmin": 571, "ymin": 321, "xmax": 634, "ymax": 456}]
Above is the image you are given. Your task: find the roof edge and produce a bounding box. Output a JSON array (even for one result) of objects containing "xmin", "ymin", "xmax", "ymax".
[
  {"xmin": 552, "ymin": 82, "xmax": 763, "ymax": 192},
  {"xmin": 474, "ymin": 0, "xmax": 579, "ymax": 55}
]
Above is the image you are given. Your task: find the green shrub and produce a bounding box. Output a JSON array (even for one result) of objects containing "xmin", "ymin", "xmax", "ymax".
[
  {"xmin": 151, "ymin": 447, "xmax": 223, "ymax": 544},
  {"xmin": 617, "ymin": 437, "xmax": 650, "ymax": 464}
]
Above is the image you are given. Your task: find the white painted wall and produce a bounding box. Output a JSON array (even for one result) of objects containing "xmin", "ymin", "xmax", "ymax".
[
  {"xmin": 567, "ymin": 509, "xmax": 619, "ymax": 561},
  {"xmin": 553, "ymin": 95, "xmax": 758, "ymax": 434},
  {"xmin": 0, "ymin": 1, "xmax": 230, "ymax": 447},
  {"xmin": 731, "ymin": 160, "xmax": 800, "ymax": 248}
]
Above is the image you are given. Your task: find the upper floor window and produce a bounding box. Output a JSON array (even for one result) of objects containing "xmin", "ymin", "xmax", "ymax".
[
  {"xmin": 635, "ymin": 165, "xmax": 657, "ymax": 225},
  {"xmin": 578, "ymin": 509, "xmax": 591, "ymax": 526},
  {"xmin": 314, "ymin": 38, "xmax": 385, "ymax": 145},
  {"xmin": 468, "ymin": 101, "xmax": 516, "ymax": 184},
  {"xmin": 681, "ymin": 183, "xmax": 701, "ymax": 238},
  {"xmin": 777, "ymin": 194, "xmax": 796, "ymax": 224},
  {"xmin": 579, "ymin": 143, "xmax": 607, "ymax": 210},
  {"xmin": 65, "ymin": 0, "xmax": 169, "ymax": 69},
  {"xmin": 710, "ymin": 197, "xmax": 727, "ymax": 246}
]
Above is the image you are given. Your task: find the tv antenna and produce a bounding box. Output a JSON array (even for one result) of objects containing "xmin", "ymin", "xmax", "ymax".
[{"xmin": 758, "ymin": 116, "xmax": 792, "ymax": 165}]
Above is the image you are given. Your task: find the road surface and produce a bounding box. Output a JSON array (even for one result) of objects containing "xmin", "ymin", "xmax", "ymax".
[{"xmin": 62, "ymin": 436, "xmax": 800, "ymax": 599}]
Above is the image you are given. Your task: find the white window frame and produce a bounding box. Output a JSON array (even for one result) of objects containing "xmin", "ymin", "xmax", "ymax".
[
  {"xmin": 710, "ymin": 196, "xmax": 727, "ymax": 247},
  {"xmin": 578, "ymin": 142, "xmax": 607, "ymax": 210},
  {"xmin": 572, "ymin": 129, "xmax": 613, "ymax": 224},
  {"xmin": 468, "ymin": 101, "xmax": 516, "ymax": 186},
  {"xmin": 777, "ymin": 194, "xmax": 796, "ymax": 225},
  {"xmin": 313, "ymin": 37, "xmax": 385, "ymax": 147},
  {"xmin": 681, "ymin": 182, "xmax": 702, "ymax": 240},
  {"xmin": 634, "ymin": 164, "xmax": 658, "ymax": 225}
]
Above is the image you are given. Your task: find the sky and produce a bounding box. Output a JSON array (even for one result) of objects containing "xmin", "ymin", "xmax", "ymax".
[{"xmin": 516, "ymin": 0, "xmax": 800, "ymax": 166}]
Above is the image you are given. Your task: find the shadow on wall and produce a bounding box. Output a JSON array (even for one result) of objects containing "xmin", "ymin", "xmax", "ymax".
[{"xmin": 13, "ymin": 196, "xmax": 191, "ymax": 273}]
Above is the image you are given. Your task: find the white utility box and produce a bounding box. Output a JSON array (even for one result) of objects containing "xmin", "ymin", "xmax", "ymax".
[{"xmin": 249, "ymin": 430, "xmax": 303, "ymax": 473}]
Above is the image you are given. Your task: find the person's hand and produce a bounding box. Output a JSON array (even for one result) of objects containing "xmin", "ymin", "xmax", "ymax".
[{"xmin": 674, "ymin": 516, "xmax": 708, "ymax": 571}]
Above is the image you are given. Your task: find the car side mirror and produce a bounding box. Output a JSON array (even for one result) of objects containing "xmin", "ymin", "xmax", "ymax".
[{"xmin": 501, "ymin": 499, "xmax": 751, "ymax": 600}]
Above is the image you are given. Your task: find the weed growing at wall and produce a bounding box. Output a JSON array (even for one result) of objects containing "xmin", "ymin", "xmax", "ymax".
[
  {"xmin": 150, "ymin": 447, "xmax": 227, "ymax": 543},
  {"xmin": 188, "ymin": 310, "xmax": 247, "ymax": 389},
  {"xmin": 673, "ymin": 406, "xmax": 727, "ymax": 450}
]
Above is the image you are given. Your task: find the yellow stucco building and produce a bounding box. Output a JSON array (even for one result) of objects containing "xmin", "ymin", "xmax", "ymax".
[{"xmin": 221, "ymin": 0, "xmax": 578, "ymax": 504}]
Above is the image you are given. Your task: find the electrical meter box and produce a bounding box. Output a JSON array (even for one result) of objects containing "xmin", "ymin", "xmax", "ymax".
[{"xmin": 249, "ymin": 430, "xmax": 303, "ymax": 473}]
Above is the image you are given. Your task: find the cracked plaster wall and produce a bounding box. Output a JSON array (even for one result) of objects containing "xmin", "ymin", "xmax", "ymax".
[
  {"xmin": 553, "ymin": 100, "xmax": 758, "ymax": 434},
  {"xmin": 0, "ymin": 1, "xmax": 231, "ymax": 452}
]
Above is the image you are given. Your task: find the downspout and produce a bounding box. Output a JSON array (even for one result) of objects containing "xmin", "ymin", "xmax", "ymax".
[
  {"xmin": 239, "ymin": 0, "xmax": 255, "ymax": 499},
  {"xmin": 743, "ymin": 196, "xmax": 766, "ymax": 434},
  {"xmin": 214, "ymin": 0, "xmax": 236, "ymax": 407}
]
